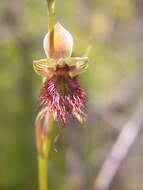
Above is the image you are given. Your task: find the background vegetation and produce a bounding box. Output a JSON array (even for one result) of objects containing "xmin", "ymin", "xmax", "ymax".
[{"xmin": 0, "ymin": 0, "xmax": 143, "ymax": 189}]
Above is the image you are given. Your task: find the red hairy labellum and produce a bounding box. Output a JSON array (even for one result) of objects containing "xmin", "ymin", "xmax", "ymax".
[{"xmin": 39, "ymin": 71, "xmax": 86, "ymax": 126}]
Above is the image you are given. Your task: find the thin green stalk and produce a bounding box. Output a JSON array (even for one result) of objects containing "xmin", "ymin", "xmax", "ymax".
[
  {"xmin": 37, "ymin": 1, "xmax": 55, "ymax": 190},
  {"xmin": 46, "ymin": 0, "xmax": 56, "ymax": 31},
  {"xmin": 38, "ymin": 155, "xmax": 48, "ymax": 190},
  {"xmin": 48, "ymin": 12, "xmax": 55, "ymax": 32},
  {"xmin": 38, "ymin": 112, "xmax": 54, "ymax": 190}
]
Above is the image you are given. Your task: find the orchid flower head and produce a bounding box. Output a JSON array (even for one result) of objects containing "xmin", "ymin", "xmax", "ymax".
[{"xmin": 33, "ymin": 22, "xmax": 88, "ymax": 150}]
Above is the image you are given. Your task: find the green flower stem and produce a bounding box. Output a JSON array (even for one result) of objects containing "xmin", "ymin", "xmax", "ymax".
[
  {"xmin": 38, "ymin": 112, "xmax": 54, "ymax": 190},
  {"xmin": 38, "ymin": 155, "xmax": 48, "ymax": 190},
  {"xmin": 37, "ymin": 2, "xmax": 55, "ymax": 189},
  {"xmin": 48, "ymin": 12, "xmax": 54, "ymax": 32},
  {"xmin": 46, "ymin": 0, "xmax": 56, "ymax": 31}
]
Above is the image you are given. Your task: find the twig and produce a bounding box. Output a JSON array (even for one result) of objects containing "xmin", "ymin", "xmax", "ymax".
[{"xmin": 93, "ymin": 101, "xmax": 143, "ymax": 190}]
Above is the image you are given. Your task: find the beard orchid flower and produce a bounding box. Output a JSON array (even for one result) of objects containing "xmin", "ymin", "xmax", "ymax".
[{"xmin": 33, "ymin": 23, "xmax": 88, "ymax": 152}]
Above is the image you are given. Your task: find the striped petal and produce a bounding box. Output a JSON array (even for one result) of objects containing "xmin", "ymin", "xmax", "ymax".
[
  {"xmin": 33, "ymin": 58, "xmax": 56, "ymax": 78},
  {"xmin": 64, "ymin": 57, "xmax": 88, "ymax": 77}
]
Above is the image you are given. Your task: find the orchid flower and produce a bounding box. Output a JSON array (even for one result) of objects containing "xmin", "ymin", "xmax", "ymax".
[{"xmin": 33, "ymin": 22, "xmax": 88, "ymax": 151}]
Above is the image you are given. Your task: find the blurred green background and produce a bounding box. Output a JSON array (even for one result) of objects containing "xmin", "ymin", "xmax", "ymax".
[{"xmin": 0, "ymin": 0, "xmax": 143, "ymax": 190}]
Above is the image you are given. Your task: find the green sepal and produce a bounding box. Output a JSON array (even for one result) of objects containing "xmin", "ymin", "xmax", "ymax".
[
  {"xmin": 66, "ymin": 57, "xmax": 88, "ymax": 77},
  {"xmin": 64, "ymin": 57, "xmax": 88, "ymax": 66},
  {"xmin": 33, "ymin": 58, "xmax": 56, "ymax": 78},
  {"xmin": 33, "ymin": 58, "xmax": 56, "ymax": 67}
]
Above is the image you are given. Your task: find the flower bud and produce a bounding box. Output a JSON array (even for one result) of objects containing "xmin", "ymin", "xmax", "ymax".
[{"xmin": 43, "ymin": 23, "xmax": 73, "ymax": 60}]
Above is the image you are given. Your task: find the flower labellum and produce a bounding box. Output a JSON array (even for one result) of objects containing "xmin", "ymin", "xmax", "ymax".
[
  {"xmin": 43, "ymin": 22, "xmax": 73, "ymax": 60},
  {"xmin": 40, "ymin": 72, "xmax": 86, "ymax": 126}
]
